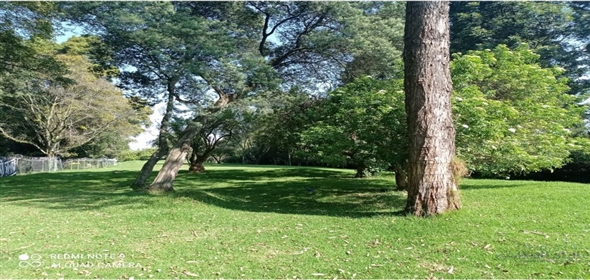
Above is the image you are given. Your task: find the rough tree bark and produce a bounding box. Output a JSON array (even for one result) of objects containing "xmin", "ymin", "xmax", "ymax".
[
  {"xmin": 147, "ymin": 124, "xmax": 200, "ymax": 192},
  {"xmin": 131, "ymin": 84, "xmax": 176, "ymax": 190},
  {"xmin": 403, "ymin": 1, "xmax": 461, "ymax": 216},
  {"xmin": 131, "ymin": 148, "xmax": 169, "ymax": 190}
]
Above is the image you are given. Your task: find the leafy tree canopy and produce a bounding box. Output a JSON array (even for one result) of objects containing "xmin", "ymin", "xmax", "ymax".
[
  {"xmin": 299, "ymin": 77, "xmax": 406, "ymax": 177},
  {"xmin": 450, "ymin": 1, "xmax": 590, "ymax": 95},
  {"xmin": 0, "ymin": 42, "xmax": 146, "ymax": 157},
  {"xmin": 298, "ymin": 45, "xmax": 587, "ymax": 177},
  {"xmin": 452, "ymin": 44, "xmax": 587, "ymax": 175}
]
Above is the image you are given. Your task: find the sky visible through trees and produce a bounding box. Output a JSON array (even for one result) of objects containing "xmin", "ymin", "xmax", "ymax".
[
  {"xmin": 1, "ymin": 1, "xmax": 588, "ymax": 188},
  {"xmin": 55, "ymin": 25, "xmax": 180, "ymax": 151},
  {"xmin": 52, "ymin": 5, "xmax": 590, "ymax": 152}
]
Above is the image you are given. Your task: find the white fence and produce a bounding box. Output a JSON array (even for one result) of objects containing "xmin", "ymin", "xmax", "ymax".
[
  {"xmin": 13, "ymin": 156, "xmax": 63, "ymax": 174},
  {"xmin": 0, "ymin": 156, "xmax": 117, "ymax": 176},
  {"xmin": 0, "ymin": 158, "xmax": 17, "ymax": 177},
  {"xmin": 63, "ymin": 158, "xmax": 117, "ymax": 170}
]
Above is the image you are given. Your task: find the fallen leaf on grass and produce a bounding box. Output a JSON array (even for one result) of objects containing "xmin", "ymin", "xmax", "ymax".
[
  {"xmin": 521, "ymin": 230, "xmax": 549, "ymax": 238},
  {"xmin": 294, "ymin": 247, "xmax": 311, "ymax": 255},
  {"xmin": 18, "ymin": 243, "xmax": 35, "ymax": 249},
  {"xmin": 183, "ymin": 270, "xmax": 199, "ymax": 277}
]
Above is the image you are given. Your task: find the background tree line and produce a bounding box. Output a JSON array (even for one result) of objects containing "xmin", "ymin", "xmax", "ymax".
[
  {"xmin": 0, "ymin": 2, "xmax": 149, "ymax": 159},
  {"xmin": 1, "ymin": 1, "xmax": 588, "ymax": 185}
]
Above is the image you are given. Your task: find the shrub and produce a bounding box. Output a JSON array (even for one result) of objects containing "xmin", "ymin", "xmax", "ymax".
[{"xmin": 117, "ymin": 148, "xmax": 157, "ymax": 162}]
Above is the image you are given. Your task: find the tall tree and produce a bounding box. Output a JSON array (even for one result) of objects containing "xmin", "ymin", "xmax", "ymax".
[
  {"xmin": 148, "ymin": 2, "xmax": 386, "ymax": 191},
  {"xmin": 403, "ymin": 1, "xmax": 460, "ymax": 216},
  {"xmin": 64, "ymin": 2, "xmax": 409, "ymax": 191},
  {"xmin": 340, "ymin": 2, "xmax": 405, "ymax": 83},
  {"xmin": 452, "ymin": 45, "xmax": 587, "ymax": 176},
  {"xmin": 62, "ymin": 2, "xmax": 247, "ymax": 188},
  {"xmin": 0, "ymin": 53, "xmax": 140, "ymax": 158},
  {"xmin": 449, "ymin": 1, "xmax": 590, "ymax": 95}
]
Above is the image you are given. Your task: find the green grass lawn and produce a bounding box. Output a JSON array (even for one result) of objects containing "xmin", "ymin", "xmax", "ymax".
[{"xmin": 1, "ymin": 161, "xmax": 589, "ymax": 279}]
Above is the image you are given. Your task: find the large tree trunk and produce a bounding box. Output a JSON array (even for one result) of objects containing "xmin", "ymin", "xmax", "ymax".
[
  {"xmin": 188, "ymin": 149, "xmax": 212, "ymax": 173},
  {"xmin": 354, "ymin": 163, "xmax": 367, "ymax": 178},
  {"xmin": 188, "ymin": 159, "xmax": 206, "ymax": 173},
  {"xmin": 403, "ymin": 1, "xmax": 460, "ymax": 216},
  {"xmin": 132, "ymin": 149, "xmax": 168, "ymax": 189},
  {"xmin": 131, "ymin": 84, "xmax": 176, "ymax": 190},
  {"xmin": 147, "ymin": 125, "xmax": 201, "ymax": 192}
]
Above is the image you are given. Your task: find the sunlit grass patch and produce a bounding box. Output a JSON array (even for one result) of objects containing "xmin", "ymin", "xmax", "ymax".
[{"xmin": 0, "ymin": 161, "xmax": 588, "ymax": 278}]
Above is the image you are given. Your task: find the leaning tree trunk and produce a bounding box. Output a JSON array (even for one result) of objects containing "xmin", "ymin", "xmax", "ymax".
[
  {"xmin": 131, "ymin": 82, "xmax": 176, "ymax": 190},
  {"xmin": 403, "ymin": 1, "xmax": 460, "ymax": 216},
  {"xmin": 132, "ymin": 148, "xmax": 169, "ymax": 189},
  {"xmin": 147, "ymin": 124, "xmax": 201, "ymax": 192}
]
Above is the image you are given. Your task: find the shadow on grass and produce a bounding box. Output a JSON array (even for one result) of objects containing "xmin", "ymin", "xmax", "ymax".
[
  {"xmin": 174, "ymin": 169, "xmax": 407, "ymax": 217},
  {"xmin": 0, "ymin": 170, "xmax": 155, "ymax": 211},
  {"xmin": 0, "ymin": 166, "xmax": 408, "ymax": 217},
  {"xmin": 175, "ymin": 167, "xmax": 348, "ymax": 183}
]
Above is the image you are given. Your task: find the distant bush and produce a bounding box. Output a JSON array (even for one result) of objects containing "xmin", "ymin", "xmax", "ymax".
[
  {"xmin": 510, "ymin": 150, "xmax": 590, "ymax": 183},
  {"xmin": 117, "ymin": 148, "xmax": 157, "ymax": 162}
]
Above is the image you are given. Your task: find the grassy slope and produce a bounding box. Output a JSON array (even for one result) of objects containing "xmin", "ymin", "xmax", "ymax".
[{"xmin": 0, "ymin": 161, "xmax": 588, "ymax": 279}]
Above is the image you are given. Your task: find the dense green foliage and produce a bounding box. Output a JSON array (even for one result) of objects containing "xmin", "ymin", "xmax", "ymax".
[
  {"xmin": 452, "ymin": 45, "xmax": 587, "ymax": 176},
  {"xmin": 450, "ymin": 1, "xmax": 590, "ymax": 95},
  {"xmin": 292, "ymin": 45, "xmax": 587, "ymax": 177},
  {"xmin": 339, "ymin": 2, "xmax": 405, "ymax": 83},
  {"xmin": 2, "ymin": 2, "xmax": 588, "ymax": 181},
  {"xmin": 0, "ymin": 4, "xmax": 148, "ymax": 158},
  {"xmin": 299, "ymin": 77, "xmax": 406, "ymax": 176}
]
